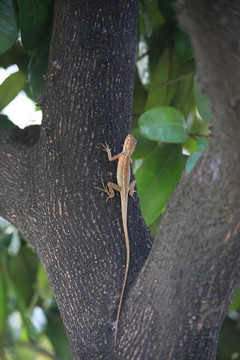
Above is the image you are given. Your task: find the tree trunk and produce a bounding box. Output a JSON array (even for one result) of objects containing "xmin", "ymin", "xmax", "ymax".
[{"xmin": 0, "ymin": 0, "xmax": 240, "ymax": 359}]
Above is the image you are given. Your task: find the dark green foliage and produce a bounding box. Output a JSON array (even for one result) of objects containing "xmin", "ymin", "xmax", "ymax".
[
  {"xmin": 0, "ymin": 114, "xmax": 16, "ymax": 129},
  {"xmin": 28, "ymin": 31, "xmax": 51, "ymax": 99},
  {"xmin": 0, "ymin": 223, "xmax": 72, "ymax": 359},
  {"xmin": 134, "ymin": 0, "xmax": 211, "ymax": 227},
  {"xmin": 0, "ymin": 0, "xmax": 52, "ymax": 114},
  {"xmin": 0, "ymin": 71, "xmax": 26, "ymax": 111},
  {"xmin": 0, "ymin": 0, "xmax": 18, "ymax": 55},
  {"xmin": 17, "ymin": 0, "xmax": 51, "ymax": 51},
  {"xmin": 135, "ymin": 144, "xmax": 184, "ymax": 224}
]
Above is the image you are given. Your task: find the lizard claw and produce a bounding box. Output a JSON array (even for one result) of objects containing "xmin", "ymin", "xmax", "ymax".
[
  {"xmin": 129, "ymin": 190, "xmax": 136, "ymax": 201},
  {"xmin": 94, "ymin": 181, "xmax": 111, "ymax": 202},
  {"xmin": 101, "ymin": 180, "xmax": 107, "ymax": 189},
  {"xmin": 101, "ymin": 142, "xmax": 109, "ymax": 151}
]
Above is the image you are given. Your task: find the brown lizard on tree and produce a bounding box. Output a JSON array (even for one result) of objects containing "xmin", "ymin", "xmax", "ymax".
[{"xmin": 95, "ymin": 134, "xmax": 137, "ymax": 344}]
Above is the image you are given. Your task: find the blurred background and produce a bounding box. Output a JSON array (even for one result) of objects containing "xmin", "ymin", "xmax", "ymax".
[{"xmin": 0, "ymin": 0, "xmax": 239, "ymax": 359}]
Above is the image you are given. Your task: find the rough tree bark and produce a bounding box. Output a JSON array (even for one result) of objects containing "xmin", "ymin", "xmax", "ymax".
[{"xmin": 0, "ymin": 0, "xmax": 240, "ymax": 359}]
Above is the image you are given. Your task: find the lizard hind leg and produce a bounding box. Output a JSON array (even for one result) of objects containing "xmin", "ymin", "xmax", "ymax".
[
  {"xmin": 94, "ymin": 181, "xmax": 111, "ymax": 202},
  {"xmin": 95, "ymin": 181, "xmax": 121, "ymax": 202},
  {"xmin": 129, "ymin": 180, "xmax": 136, "ymax": 200}
]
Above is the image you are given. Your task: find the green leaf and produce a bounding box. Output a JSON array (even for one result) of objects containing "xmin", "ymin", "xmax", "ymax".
[
  {"xmin": 174, "ymin": 27, "xmax": 194, "ymax": 63},
  {"xmin": 9, "ymin": 250, "xmax": 40, "ymax": 341},
  {"xmin": 146, "ymin": 1, "xmax": 165, "ymax": 33},
  {"xmin": 0, "ymin": 271, "xmax": 7, "ymax": 333},
  {"xmin": 135, "ymin": 144, "xmax": 184, "ymax": 224},
  {"xmin": 0, "ymin": 71, "xmax": 26, "ymax": 111},
  {"xmin": 0, "ymin": 0, "xmax": 18, "ymax": 55},
  {"xmin": 158, "ymin": 0, "xmax": 176, "ymax": 22},
  {"xmin": 0, "ymin": 217, "xmax": 9, "ymax": 228},
  {"xmin": 139, "ymin": 0, "xmax": 152, "ymax": 38},
  {"xmin": 183, "ymin": 136, "xmax": 198, "ymax": 155},
  {"xmin": 0, "ymin": 114, "xmax": 17, "ymax": 129},
  {"xmin": 146, "ymin": 22, "xmax": 174, "ymax": 76},
  {"xmin": 36, "ymin": 263, "xmax": 53, "ymax": 300},
  {"xmin": 145, "ymin": 48, "xmax": 179, "ymax": 110},
  {"xmin": 139, "ymin": 106, "xmax": 188, "ymax": 143},
  {"xmin": 188, "ymin": 110, "xmax": 210, "ymax": 136},
  {"xmin": 46, "ymin": 315, "xmax": 72, "ymax": 359},
  {"xmin": 9, "ymin": 229, "xmax": 21, "ymax": 255},
  {"xmin": 23, "ymin": 315, "xmax": 40, "ymax": 341},
  {"xmin": 194, "ymin": 79, "xmax": 213, "ymax": 123},
  {"xmin": 132, "ymin": 71, "xmax": 148, "ymax": 117},
  {"xmin": 229, "ymin": 287, "xmax": 240, "ymax": 312},
  {"xmin": 17, "ymin": 0, "xmax": 50, "ymax": 51},
  {"xmin": 28, "ymin": 33, "xmax": 50, "ymax": 99},
  {"xmin": 0, "ymin": 232, "xmax": 12, "ymax": 252},
  {"xmin": 0, "ymin": 41, "xmax": 30, "ymax": 72},
  {"xmin": 139, "ymin": 0, "xmax": 165, "ymax": 38},
  {"xmin": 10, "ymin": 251, "xmax": 34, "ymax": 305},
  {"xmin": 171, "ymin": 72, "xmax": 194, "ymax": 113},
  {"xmin": 148, "ymin": 213, "xmax": 162, "ymax": 239},
  {"xmin": 186, "ymin": 137, "xmax": 208, "ymax": 175},
  {"xmin": 131, "ymin": 128, "xmax": 157, "ymax": 160},
  {"xmin": 181, "ymin": 88, "xmax": 195, "ymax": 117}
]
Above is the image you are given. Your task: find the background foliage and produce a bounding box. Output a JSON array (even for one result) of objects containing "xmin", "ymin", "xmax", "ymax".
[{"xmin": 0, "ymin": 0, "xmax": 239, "ymax": 358}]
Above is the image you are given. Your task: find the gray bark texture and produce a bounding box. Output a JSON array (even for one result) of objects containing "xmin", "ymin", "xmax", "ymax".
[{"xmin": 0, "ymin": 0, "xmax": 240, "ymax": 359}]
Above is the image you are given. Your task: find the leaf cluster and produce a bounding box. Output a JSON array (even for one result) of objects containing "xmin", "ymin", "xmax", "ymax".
[
  {"xmin": 0, "ymin": 220, "xmax": 72, "ymax": 360},
  {"xmin": 0, "ymin": 0, "xmax": 52, "ymax": 127},
  {"xmin": 132, "ymin": 0, "xmax": 211, "ymax": 231}
]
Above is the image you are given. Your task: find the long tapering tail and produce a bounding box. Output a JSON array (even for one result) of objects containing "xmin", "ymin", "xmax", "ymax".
[{"xmin": 114, "ymin": 195, "xmax": 130, "ymax": 344}]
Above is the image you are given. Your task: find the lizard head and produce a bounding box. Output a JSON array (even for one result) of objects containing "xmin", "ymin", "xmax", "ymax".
[{"xmin": 123, "ymin": 134, "xmax": 137, "ymax": 155}]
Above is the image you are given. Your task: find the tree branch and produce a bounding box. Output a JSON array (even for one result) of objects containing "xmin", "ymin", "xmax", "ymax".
[
  {"xmin": 118, "ymin": 1, "xmax": 240, "ymax": 358},
  {"xmin": 0, "ymin": 125, "xmax": 39, "ymax": 227}
]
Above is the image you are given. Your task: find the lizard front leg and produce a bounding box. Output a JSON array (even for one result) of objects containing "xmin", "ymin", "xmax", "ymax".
[{"xmin": 102, "ymin": 142, "xmax": 121, "ymax": 162}]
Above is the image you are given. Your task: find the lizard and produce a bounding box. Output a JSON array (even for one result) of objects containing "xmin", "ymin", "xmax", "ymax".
[{"xmin": 95, "ymin": 134, "xmax": 137, "ymax": 344}]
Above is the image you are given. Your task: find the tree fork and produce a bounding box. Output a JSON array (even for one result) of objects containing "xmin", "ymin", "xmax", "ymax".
[{"xmin": 1, "ymin": 0, "xmax": 240, "ymax": 359}]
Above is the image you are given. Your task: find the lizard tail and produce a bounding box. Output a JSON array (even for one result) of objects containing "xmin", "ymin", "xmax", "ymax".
[{"xmin": 114, "ymin": 201, "xmax": 130, "ymax": 344}]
